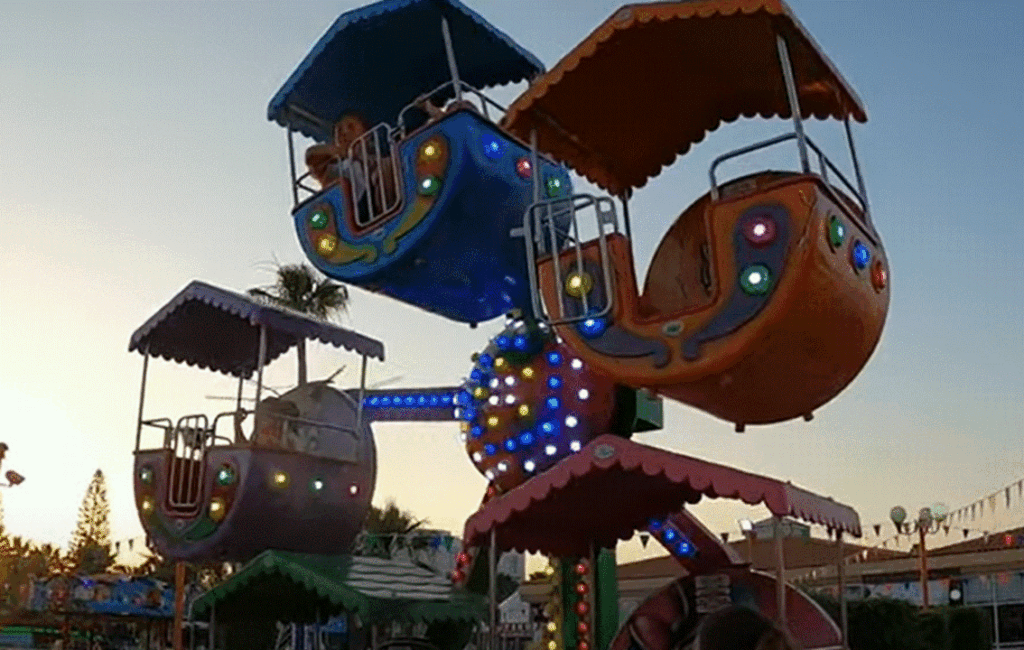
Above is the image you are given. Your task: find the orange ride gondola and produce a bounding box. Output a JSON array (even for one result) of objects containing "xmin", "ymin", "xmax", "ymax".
[
  {"xmin": 129, "ymin": 281, "xmax": 384, "ymax": 562},
  {"xmin": 505, "ymin": 0, "xmax": 889, "ymax": 430}
]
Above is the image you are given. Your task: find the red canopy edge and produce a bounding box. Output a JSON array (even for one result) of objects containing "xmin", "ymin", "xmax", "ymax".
[{"xmin": 463, "ymin": 435, "xmax": 860, "ymax": 557}]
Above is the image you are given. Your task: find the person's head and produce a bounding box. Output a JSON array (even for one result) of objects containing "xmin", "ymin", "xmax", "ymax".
[
  {"xmin": 334, "ymin": 113, "xmax": 368, "ymax": 152},
  {"xmin": 694, "ymin": 606, "xmax": 798, "ymax": 650}
]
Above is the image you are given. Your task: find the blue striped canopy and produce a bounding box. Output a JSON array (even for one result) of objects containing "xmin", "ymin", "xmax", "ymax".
[{"xmin": 268, "ymin": 0, "xmax": 545, "ymax": 142}]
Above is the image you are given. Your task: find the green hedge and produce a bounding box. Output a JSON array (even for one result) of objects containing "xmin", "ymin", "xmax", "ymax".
[{"xmin": 805, "ymin": 594, "xmax": 990, "ymax": 650}]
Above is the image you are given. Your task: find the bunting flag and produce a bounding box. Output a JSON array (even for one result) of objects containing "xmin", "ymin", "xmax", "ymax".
[
  {"xmin": 115, "ymin": 541, "xmax": 121, "ymax": 552},
  {"xmin": 963, "ymin": 529, "xmax": 970, "ymax": 539},
  {"xmin": 943, "ymin": 525, "xmax": 950, "ymax": 536},
  {"xmin": 721, "ymin": 532, "xmax": 730, "ymax": 543},
  {"xmin": 980, "ymin": 500, "xmax": 985, "ymax": 517},
  {"xmin": 1018, "ymin": 480, "xmax": 1023, "ymax": 499},
  {"xmin": 990, "ymin": 495, "xmax": 997, "ymax": 512},
  {"xmin": 873, "ymin": 524, "xmax": 881, "ymax": 537},
  {"xmin": 639, "ymin": 533, "xmax": 650, "ymax": 548},
  {"xmin": 882, "ymin": 540, "xmax": 888, "ymax": 548},
  {"xmin": 1007, "ymin": 488, "xmax": 1012, "ymax": 508},
  {"xmin": 971, "ymin": 504, "xmax": 977, "ymax": 520},
  {"xmin": 128, "ymin": 539, "xmax": 134, "ymax": 551}
]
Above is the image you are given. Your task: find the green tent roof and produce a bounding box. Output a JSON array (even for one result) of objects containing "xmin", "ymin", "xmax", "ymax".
[{"xmin": 192, "ymin": 551, "xmax": 485, "ymax": 624}]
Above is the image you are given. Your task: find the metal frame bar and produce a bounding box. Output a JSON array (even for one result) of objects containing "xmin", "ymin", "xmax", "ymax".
[
  {"xmin": 836, "ymin": 530, "xmax": 848, "ymax": 648},
  {"xmin": 776, "ymin": 34, "xmax": 810, "ymax": 173},
  {"xmin": 844, "ymin": 116, "xmax": 872, "ymax": 223},
  {"xmin": 253, "ymin": 325, "xmax": 268, "ymax": 435},
  {"xmin": 774, "ymin": 517, "xmax": 788, "ymax": 629},
  {"xmin": 287, "ymin": 128, "xmax": 300, "ymax": 206},
  {"xmin": 440, "ymin": 17, "xmax": 463, "ymax": 103},
  {"xmin": 135, "ymin": 346, "xmax": 150, "ymax": 452},
  {"xmin": 356, "ymin": 353, "xmax": 368, "ymax": 430}
]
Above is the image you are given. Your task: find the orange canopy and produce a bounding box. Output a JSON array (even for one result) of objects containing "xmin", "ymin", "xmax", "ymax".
[{"xmin": 503, "ymin": 0, "xmax": 867, "ymax": 196}]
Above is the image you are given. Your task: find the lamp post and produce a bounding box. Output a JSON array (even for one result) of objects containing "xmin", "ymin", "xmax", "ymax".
[
  {"xmin": 890, "ymin": 503, "xmax": 948, "ymax": 609},
  {"xmin": 739, "ymin": 519, "xmax": 755, "ymax": 565}
]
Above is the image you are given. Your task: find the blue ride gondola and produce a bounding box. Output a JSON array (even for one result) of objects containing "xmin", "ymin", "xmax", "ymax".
[{"xmin": 269, "ymin": 0, "xmax": 573, "ymax": 326}]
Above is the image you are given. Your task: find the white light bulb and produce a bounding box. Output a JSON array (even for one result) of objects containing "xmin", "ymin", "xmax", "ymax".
[
  {"xmin": 490, "ymin": 378, "xmax": 500, "ymax": 389},
  {"xmin": 453, "ymin": 408, "xmax": 463, "ymax": 418},
  {"xmin": 749, "ymin": 272, "xmax": 763, "ymax": 284},
  {"xmin": 570, "ymin": 440, "xmax": 581, "ymax": 452},
  {"xmin": 489, "ymin": 395, "xmax": 500, "ymax": 406},
  {"xmin": 505, "ymin": 376, "xmax": 516, "ymax": 386},
  {"xmin": 349, "ymin": 484, "xmax": 358, "ymax": 495},
  {"xmin": 565, "ymin": 415, "xmax": 578, "ymax": 428},
  {"xmin": 472, "ymin": 452, "xmax": 483, "ymax": 463},
  {"xmin": 578, "ymin": 389, "xmax": 590, "ymax": 400},
  {"xmin": 485, "ymin": 469, "xmax": 495, "ymax": 480},
  {"xmin": 571, "ymin": 358, "xmax": 583, "ymax": 370},
  {"xmin": 545, "ymin": 444, "xmax": 557, "ymax": 456},
  {"xmin": 459, "ymin": 432, "xmax": 467, "ymax": 442},
  {"xmin": 504, "ymin": 394, "xmax": 516, "ymax": 404},
  {"xmin": 753, "ymin": 223, "xmax": 767, "ymax": 237},
  {"xmin": 524, "ymin": 460, "xmax": 536, "ymax": 472},
  {"xmin": 497, "ymin": 461, "xmax": 509, "ymax": 472}
]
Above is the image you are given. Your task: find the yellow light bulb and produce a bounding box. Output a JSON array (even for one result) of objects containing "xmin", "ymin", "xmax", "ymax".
[
  {"xmin": 518, "ymin": 404, "xmax": 531, "ymax": 418},
  {"xmin": 140, "ymin": 497, "xmax": 154, "ymax": 514},
  {"xmin": 564, "ymin": 271, "xmax": 593, "ymax": 298},
  {"xmin": 521, "ymin": 367, "xmax": 535, "ymax": 379},
  {"xmin": 317, "ymin": 234, "xmax": 338, "ymax": 256},
  {"xmin": 548, "ymin": 641, "xmax": 557, "ymax": 650},
  {"xmin": 272, "ymin": 470, "xmax": 290, "ymax": 488},
  {"xmin": 209, "ymin": 497, "xmax": 226, "ymax": 522},
  {"xmin": 473, "ymin": 386, "xmax": 487, "ymax": 399},
  {"xmin": 487, "ymin": 415, "xmax": 500, "ymax": 428},
  {"xmin": 546, "ymin": 622, "xmax": 557, "ymax": 632},
  {"xmin": 460, "ymin": 421, "xmax": 470, "ymax": 433},
  {"xmin": 494, "ymin": 357, "xmax": 507, "ymax": 369}
]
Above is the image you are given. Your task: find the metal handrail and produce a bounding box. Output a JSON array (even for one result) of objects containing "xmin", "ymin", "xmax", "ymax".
[
  {"xmin": 709, "ymin": 131, "xmax": 869, "ymax": 222},
  {"xmin": 521, "ymin": 194, "xmax": 619, "ymax": 326},
  {"xmin": 396, "ymin": 79, "xmax": 508, "ymax": 136}
]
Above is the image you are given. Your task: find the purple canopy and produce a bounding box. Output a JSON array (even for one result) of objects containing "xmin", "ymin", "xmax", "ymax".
[{"xmin": 129, "ymin": 281, "xmax": 384, "ymax": 378}]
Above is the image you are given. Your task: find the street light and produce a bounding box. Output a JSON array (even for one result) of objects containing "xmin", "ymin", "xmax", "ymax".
[
  {"xmin": 890, "ymin": 503, "xmax": 948, "ymax": 609},
  {"xmin": 738, "ymin": 519, "xmax": 755, "ymax": 564}
]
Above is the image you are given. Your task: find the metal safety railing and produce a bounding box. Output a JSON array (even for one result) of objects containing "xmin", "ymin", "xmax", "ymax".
[
  {"xmin": 345, "ymin": 123, "xmax": 404, "ymax": 228},
  {"xmin": 396, "ymin": 79, "xmax": 509, "ymax": 137},
  {"xmin": 518, "ymin": 194, "xmax": 620, "ymax": 326},
  {"xmin": 709, "ymin": 131, "xmax": 873, "ymax": 237},
  {"xmin": 165, "ymin": 414, "xmax": 209, "ymax": 516}
]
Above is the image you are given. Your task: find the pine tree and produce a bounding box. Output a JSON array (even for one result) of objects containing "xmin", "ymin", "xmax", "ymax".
[{"xmin": 68, "ymin": 469, "xmax": 114, "ymax": 574}]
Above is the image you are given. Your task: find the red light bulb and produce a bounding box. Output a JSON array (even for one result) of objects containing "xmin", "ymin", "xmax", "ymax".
[
  {"xmin": 575, "ymin": 601, "xmax": 589, "ymax": 616},
  {"xmin": 575, "ymin": 582, "xmax": 588, "ymax": 595},
  {"xmin": 574, "ymin": 561, "xmax": 588, "ymax": 576}
]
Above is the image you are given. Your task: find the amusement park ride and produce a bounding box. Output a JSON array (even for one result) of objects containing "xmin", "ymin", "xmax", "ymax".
[{"xmin": 131, "ymin": 0, "xmax": 888, "ymax": 647}]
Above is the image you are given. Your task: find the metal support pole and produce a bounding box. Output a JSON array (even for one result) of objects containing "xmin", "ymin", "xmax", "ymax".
[
  {"xmin": 619, "ymin": 193, "xmax": 633, "ymax": 243},
  {"xmin": 135, "ymin": 346, "xmax": 150, "ymax": 451},
  {"xmin": 287, "ymin": 128, "xmax": 300, "ymax": 206},
  {"xmin": 356, "ymin": 354, "xmax": 368, "ymax": 429},
  {"xmin": 843, "ymin": 116, "xmax": 872, "ymax": 221},
  {"xmin": 253, "ymin": 325, "xmax": 268, "ymax": 433},
  {"xmin": 775, "ymin": 35, "xmax": 810, "ymax": 173},
  {"xmin": 836, "ymin": 531, "xmax": 848, "ymax": 648},
  {"xmin": 173, "ymin": 562, "xmax": 186, "ymax": 650},
  {"xmin": 208, "ymin": 602, "xmax": 215, "ymax": 650},
  {"xmin": 234, "ymin": 375, "xmax": 244, "ymax": 414},
  {"xmin": 992, "ymin": 574, "xmax": 1002, "ymax": 649},
  {"xmin": 440, "ymin": 17, "xmax": 463, "ymax": 102},
  {"xmin": 489, "ymin": 528, "xmax": 498, "ymax": 640},
  {"xmin": 773, "ymin": 517, "xmax": 787, "ymax": 629},
  {"xmin": 918, "ymin": 526, "xmax": 930, "ymax": 609}
]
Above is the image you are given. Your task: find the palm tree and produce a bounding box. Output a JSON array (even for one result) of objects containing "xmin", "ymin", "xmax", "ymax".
[{"xmin": 248, "ymin": 263, "xmax": 349, "ymax": 385}]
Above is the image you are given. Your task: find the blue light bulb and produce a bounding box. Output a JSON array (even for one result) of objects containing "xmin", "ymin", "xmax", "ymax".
[
  {"xmin": 418, "ymin": 396, "xmax": 427, "ymax": 406},
  {"xmin": 519, "ymin": 431, "xmax": 535, "ymax": 446},
  {"xmin": 540, "ymin": 421, "xmax": 555, "ymax": 435},
  {"xmin": 853, "ymin": 241, "xmax": 871, "ymax": 270},
  {"xmin": 479, "ymin": 354, "xmax": 494, "ymax": 368},
  {"xmin": 463, "ymin": 407, "xmax": 477, "ymax": 422},
  {"xmin": 471, "ymin": 425, "xmax": 484, "ymax": 438},
  {"xmin": 546, "ymin": 397, "xmax": 560, "ymax": 411},
  {"xmin": 513, "ymin": 335, "xmax": 528, "ymax": 351},
  {"xmin": 664, "ymin": 529, "xmax": 677, "ymax": 542},
  {"xmin": 429, "ymin": 395, "xmax": 440, "ymax": 406},
  {"xmin": 482, "ymin": 136, "xmax": 504, "ymax": 160},
  {"xmin": 368, "ymin": 396, "xmax": 380, "ymax": 406},
  {"xmin": 504, "ymin": 439, "xmax": 517, "ymax": 452},
  {"xmin": 676, "ymin": 541, "xmax": 692, "ymax": 556},
  {"xmin": 648, "ymin": 518, "xmax": 663, "ymax": 530},
  {"xmin": 496, "ymin": 335, "xmax": 511, "ymax": 350},
  {"xmin": 577, "ymin": 317, "xmax": 607, "ymax": 338},
  {"xmin": 381, "ymin": 396, "xmax": 392, "ymax": 406},
  {"xmin": 484, "ymin": 444, "xmax": 496, "ymax": 456},
  {"xmin": 470, "ymin": 369, "xmax": 483, "ymax": 383},
  {"xmin": 404, "ymin": 396, "xmax": 415, "ymax": 406},
  {"xmin": 547, "ymin": 375, "xmax": 562, "ymax": 389},
  {"xmin": 547, "ymin": 352, "xmax": 562, "ymax": 366},
  {"xmin": 442, "ymin": 393, "xmax": 453, "ymax": 404}
]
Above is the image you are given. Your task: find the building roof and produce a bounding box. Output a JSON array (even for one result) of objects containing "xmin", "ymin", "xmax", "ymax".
[
  {"xmin": 192, "ymin": 551, "xmax": 484, "ymax": 624},
  {"xmin": 922, "ymin": 525, "xmax": 1024, "ymax": 557}
]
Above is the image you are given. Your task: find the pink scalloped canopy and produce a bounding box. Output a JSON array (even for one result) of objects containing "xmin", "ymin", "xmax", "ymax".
[{"xmin": 463, "ymin": 435, "xmax": 860, "ymax": 557}]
